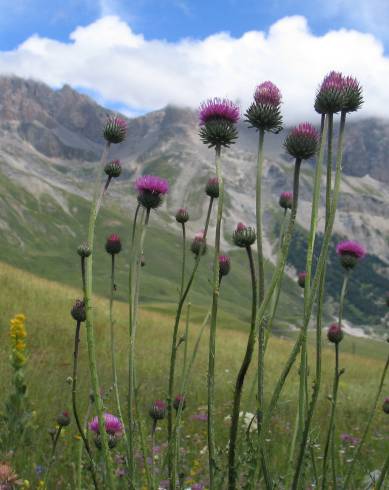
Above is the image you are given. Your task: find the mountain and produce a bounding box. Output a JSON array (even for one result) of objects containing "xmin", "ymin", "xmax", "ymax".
[{"xmin": 0, "ymin": 75, "xmax": 388, "ymax": 332}]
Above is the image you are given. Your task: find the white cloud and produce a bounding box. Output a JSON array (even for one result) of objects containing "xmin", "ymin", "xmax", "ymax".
[{"xmin": 0, "ymin": 14, "xmax": 388, "ymax": 123}]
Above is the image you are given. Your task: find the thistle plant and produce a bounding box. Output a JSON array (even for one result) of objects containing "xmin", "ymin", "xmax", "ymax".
[{"xmin": 199, "ymin": 97, "xmax": 240, "ymax": 488}]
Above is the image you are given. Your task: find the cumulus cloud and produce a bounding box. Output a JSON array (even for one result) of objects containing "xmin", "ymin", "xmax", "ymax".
[{"xmin": 0, "ymin": 14, "xmax": 388, "ymax": 122}]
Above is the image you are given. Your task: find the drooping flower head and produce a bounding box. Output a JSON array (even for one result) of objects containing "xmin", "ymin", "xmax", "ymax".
[
  {"xmin": 175, "ymin": 208, "xmax": 189, "ymax": 224},
  {"xmin": 105, "ymin": 234, "xmax": 122, "ymax": 255},
  {"xmin": 104, "ymin": 159, "xmax": 122, "ymax": 179},
  {"xmin": 383, "ymin": 397, "xmax": 389, "ymax": 414},
  {"xmin": 279, "ymin": 191, "xmax": 293, "ymax": 210},
  {"xmin": 173, "ymin": 394, "xmax": 186, "ymax": 412},
  {"xmin": 89, "ymin": 413, "xmax": 123, "ymax": 435},
  {"xmin": 71, "ymin": 299, "xmax": 86, "ymax": 322},
  {"xmin": 246, "ymin": 81, "xmax": 283, "ymax": 132},
  {"xmin": 327, "ymin": 323, "xmax": 344, "ymax": 344},
  {"xmin": 199, "ymin": 97, "xmax": 240, "ymax": 148},
  {"xmin": 135, "ymin": 175, "xmax": 169, "ymax": 209},
  {"xmin": 315, "ymin": 72, "xmax": 363, "ymax": 114},
  {"xmin": 233, "ymin": 223, "xmax": 256, "ymax": 248},
  {"xmin": 219, "ymin": 255, "xmax": 231, "ymax": 277},
  {"xmin": 205, "ymin": 177, "xmax": 219, "ymax": 199},
  {"xmin": 191, "ymin": 231, "xmax": 207, "ymax": 256},
  {"xmin": 284, "ymin": 123, "xmax": 319, "ymax": 160},
  {"xmin": 336, "ymin": 240, "xmax": 366, "ymax": 270},
  {"xmin": 149, "ymin": 400, "xmax": 167, "ymax": 421},
  {"xmin": 103, "ymin": 115, "xmax": 128, "ymax": 144},
  {"xmin": 297, "ymin": 272, "xmax": 307, "ymax": 289}
]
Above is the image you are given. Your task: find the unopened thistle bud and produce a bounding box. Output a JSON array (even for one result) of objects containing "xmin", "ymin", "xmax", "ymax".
[
  {"xmin": 103, "ymin": 115, "xmax": 127, "ymax": 144},
  {"xmin": 284, "ymin": 123, "xmax": 319, "ymax": 160},
  {"xmin": 297, "ymin": 272, "xmax": 307, "ymax": 288},
  {"xmin": 175, "ymin": 208, "xmax": 189, "ymax": 224},
  {"xmin": 336, "ymin": 240, "xmax": 366, "ymax": 270},
  {"xmin": 205, "ymin": 177, "xmax": 219, "ymax": 198},
  {"xmin": 233, "ymin": 223, "xmax": 256, "ymax": 248},
  {"xmin": 71, "ymin": 300, "xmax": 86, "ymax": 322},
  {"xmin": 191, "ymin": 231, "xmax": 206, "ymax": 256},
  {"xmin": 199, "ymin": 98, "xmax": 240, "ymax": 148},
  {"xmin": 327, "ymin": 323, "xmax": 344, "ymax": 344},
  {"xmin": 56, "ymin": 411, "xmax": 71, "ymax": 427},
  {"xmin": 245, "ymin": 81, "xmax": 283, "ymax": 133},
  {"xmin": 105, "ymin": 234, "xmax": 122, "ymax": 255},
  {"xmin": 173, "ymin": 394, "xmax": 186, "ymax": 412},
  {"xmin": 315, "ymin": 71, "xmax": 344, "ymax": 114},
  {"xmin": 383, "ymin": 397, "xmax": 389, "ymax": 414},
  {"xmin": 279, "ymin": 191, "xmax": 293, "ymax": 210},
  {"xmin": 219, "ymin": 255, "xmax": 231, "ymax": 277},
  {"xmin": 77, "ymin": 242, "xmax": 91, "ymax": 258},
  {"xmin": 341, "ymin": 76, "xmax": 363, "ymax": 113},
  {"xmin": 149, "ymin": 400, "xmax": 167, "ymax": 421},
  {"xmin": 104, "ymin": 159, "xmax": 122, "ymax": 178}
]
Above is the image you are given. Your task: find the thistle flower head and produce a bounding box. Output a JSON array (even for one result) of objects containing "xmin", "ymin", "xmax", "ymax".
[
  {"xmin": 315, "ymin": 72, "xmax": 363, "ymax": 114},
  {"xmin": 383, "ymin": 397, "xmax": 389, "ymax": 414},
  {"xmin": 173, "ymin": 394, "xmax": 186, "ymax": 412},
  {"xmin": 205, "ymin": 177, "xmax": 219, "ymax": 199},
  {"xmin": 56, "ymin": 411, "xmax": 71, "ymax": 427},
  {"xmin": 245, "ymin": 81, "xmax": 283, "ymax": 132},
  {"xmin": 284, "ymin": 122, "xmax": 319, "ymax": 160},
  {"xmin": 279, "ymin": 191, "xmax": 293, "ymax": 210},
  {"xmin": 105, "ymin": 234, "xmax": 122, "ymax": 255},
  {"xmin": 327, "ymin": 323, "xmax": 344, "ymax": 344},
  {"xmin": 342, "ymin": 75, "xmax": 363, "ymax": 113},
  {"xmin": 233, "ymin": 223, "xmax": 256, "ymax": 248},
  {"xmin": 103, "ymin": 115, "xmax": 127, "ymax": 144},
  {"xmin": 191, "ymin": 231, "xmax": 206, "ymax": 256},
  {"xmin": 336, "ymin": 240, "xmax": 366, "ymax": 270},
  {"xmin": 199, "ymin": 98, "xmax": 239, "ymax": 148},
  {"xmin": 135, "ymin": 175, "xmax": 169, "ymax": 209},
  {"xmin": 104, "ymin": 159, "xmax": 122, "ymax": 178},
  {"xmin": 71, "ymin": 299, "xmax": 86, "ymax": 323},
  {"xmin": 89, "ymin": 413, "xmax": 123, "ymax": 435},
  {"xmin": 219, "ymin": 255, "xmax": 231, "ymax": 277},
  {"xmin": 149, "ymin": 400, "xmax": 167, "ymax": 421},
  {"xmin": 297, "ymin": 272, "xmax": 307, "ymax": 288},
  {"xmin": 0, "ymin": 463, "xmax": 22, "ymax": 487},
  {"xmin": 175, "ymin": 208, "xmax": 189, "ymax": 224},
  {"xmin": 199, "ymin": 98, "xmax": 240, "ymax": 125},
  {"xmin": 254, "ymin": 81, "xmax": 282, "ymax": 106},
  {"xmin": 77, "ymin": 242, "xmax": 91, "ymax": 258}
]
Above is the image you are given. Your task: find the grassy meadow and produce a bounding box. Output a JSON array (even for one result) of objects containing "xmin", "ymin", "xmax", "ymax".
[{"xmin": 0, "ymin": 261, "xmax": 388, "ymax": 488}]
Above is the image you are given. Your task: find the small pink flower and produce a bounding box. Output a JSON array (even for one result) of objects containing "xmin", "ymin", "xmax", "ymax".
[
  {"xmin": 336, "ymin": 240, "xmax": 366, "ymax": 259},
  {"xmin": 135, "ymin": 175, "xmax": 169, "ymax": 195},
  {"xmin": 89, "ymin": 413, "xmax": 123, "ymax": 435},
  {"xmin": 199, "ymin": 98, "xmax": 240, "ymax": 125}
]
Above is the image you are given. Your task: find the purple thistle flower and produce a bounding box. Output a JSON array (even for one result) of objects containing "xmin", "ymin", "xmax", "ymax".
[
  {"xmin": 284, "ymin": 122, "xmax": 319, "ymax": 160},
  {"xmin": 191, "ymin": 411, "xmax": 208, "ymax": 421},
  {"xmin": 254, "ymin": 81, "xmax": 282, "ymax": 106},
  {"xmin": 173, "ymin": 394, "xmax": 186, "ymax": 412},
  {"xmin": 336, "ymin": 240, "xmax": 366, "ymax": 259},
  {"xmin": 340, "ymin": 433, "xmax": 360, "ymax": 445},
  {"xmin": 89, "ymin": 413, "xmax": 123, "ymax": 435},
  {"xmin": 103, "ymin": 115, "xmax": 128, "ymax": 144},
  {"xmin": 327, "ymin": 323, "xmax": 343, "ymax": 344},
  {"xmin": 297, "ymin": 272, "xmax": 307, "ymax": 288},
  {"xmin": 383, "ymin": 398, "xmax": 389, "ymax": 414},
  {"xmin": 291, "ymin": 123, "xmax": 319, "ymax": 141},
  {"xmin": 199, "ymin": 97, "xmax": 240, "ymax": 125},
  {"xmin": 175, "ymin": 208, "xmax": 189, "ymax": 224},
  {"xmin": 219, "ymin": 255, "xmax": 231, "ymax": 277},
  {"xmin": 236, "ymin": 222, "xmax": 246, "ymax": 232},
  {"xmin": 320, "ymin": 71, "xmax": 344, "ymax": 92},
  {"xmin": 105, "ymin": 233, "xmax": 122, "ymax": 255},
  {"xmin": 135, "ymin": 175, "xmax": 169, "ymax": 195},
  {"xmin": 149, "ymin": 400, "xmax": 167, "ymax": 421}
]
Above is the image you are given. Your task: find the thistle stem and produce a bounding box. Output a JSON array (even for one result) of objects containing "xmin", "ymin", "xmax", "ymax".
[
  {"xmin": 208, "ymin": 145, "xmax": 224, "ymax": 488},
  {"xmin": 43, "ymin": 426, "xmax": 62, "ymax": 488},
  {"xmin": 228, "ymin": 245, "xmax": 257, "ymax": 490},
  {"xmin": 179, "ymin": 223, "xmax": 186, "ymax": 299},
  {"xmin": 344, "ymin": 354, "xmax": 389, "ymax": 489},
  {"xmin": 321, "ymin": 272, "xmax": 348, "ymax": 489},
  {"xmin": 72, "ymin": 320, "xmax": 99, "ymax": 489},
  {"xmin": 167, "ymin": 197, "xmax": 214, "ymax": 487},
  {"xmin": 325, "ymin": 113, "xmax": 334, "ymax": 225},
  {"xmin": 256, "ymin": 128, "xmax": 265, "ymax": 305},
  {"xmin": 83, "ymin": 142, "xmax": 116, "ymax": 489}
]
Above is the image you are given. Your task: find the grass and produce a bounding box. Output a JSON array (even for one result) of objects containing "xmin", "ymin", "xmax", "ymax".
[{"xmin": 0, "ymin": 261, "xmax": 388, "ymax": 488}]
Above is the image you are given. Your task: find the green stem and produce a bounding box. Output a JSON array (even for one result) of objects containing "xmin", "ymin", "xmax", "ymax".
[
  {"xmin": 179, "ymin": 223, "xmax": 186, "ymax": 299},
  {"xmin": 343, "ymin": 352, "xmax": 389, "ymax": 489},
  {"xmin": 228, "ymin": 245, "xmax": 257, "ymax": 490},
  {"xmin": 325, "ymin": 113, "xmax": 334, "ymax": 226},
  {"xmin": 44, "ymin": 426, "xmax": 62, "ymax": 488},
  {"xmin": 167, "ymin": 197, "xmax": 214, "ymax": 486},
  {"xmin": 375, "ymin": 424, "xmax": 389, "ymax": 489},
  {"xmin": 321, "ymin": 273, "xmax": 348, "ymax": 489},
  {"xmin": 72, "ymin": 320, "xmax": 99, "ymax": 489},
  {"xmin": 256, "ymin": 128, "xmax": 265, "ymax": 305},
  {"xmin": 127, "ymin": 202, "xmax": 141, "ymax": 485},
  {"xmin": 84, "ymin": 142, "xmax": 116, "ymax": 489},
  {"xmin": 151, "ymin": 420, "xmax": 157, "ymax": 489},
  {"xmin": 208, "ymin": 145, "xmax": 224, "ymax": 488}
]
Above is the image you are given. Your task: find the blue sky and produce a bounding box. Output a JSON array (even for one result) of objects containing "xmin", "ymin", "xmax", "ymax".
[
  {"xmin": 0, "ymin": 0, "xmax": 388, "ymax": 121},
  {"xmin": 1, "ymin": 0, "xmax": 388, "ymax": 51}
]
